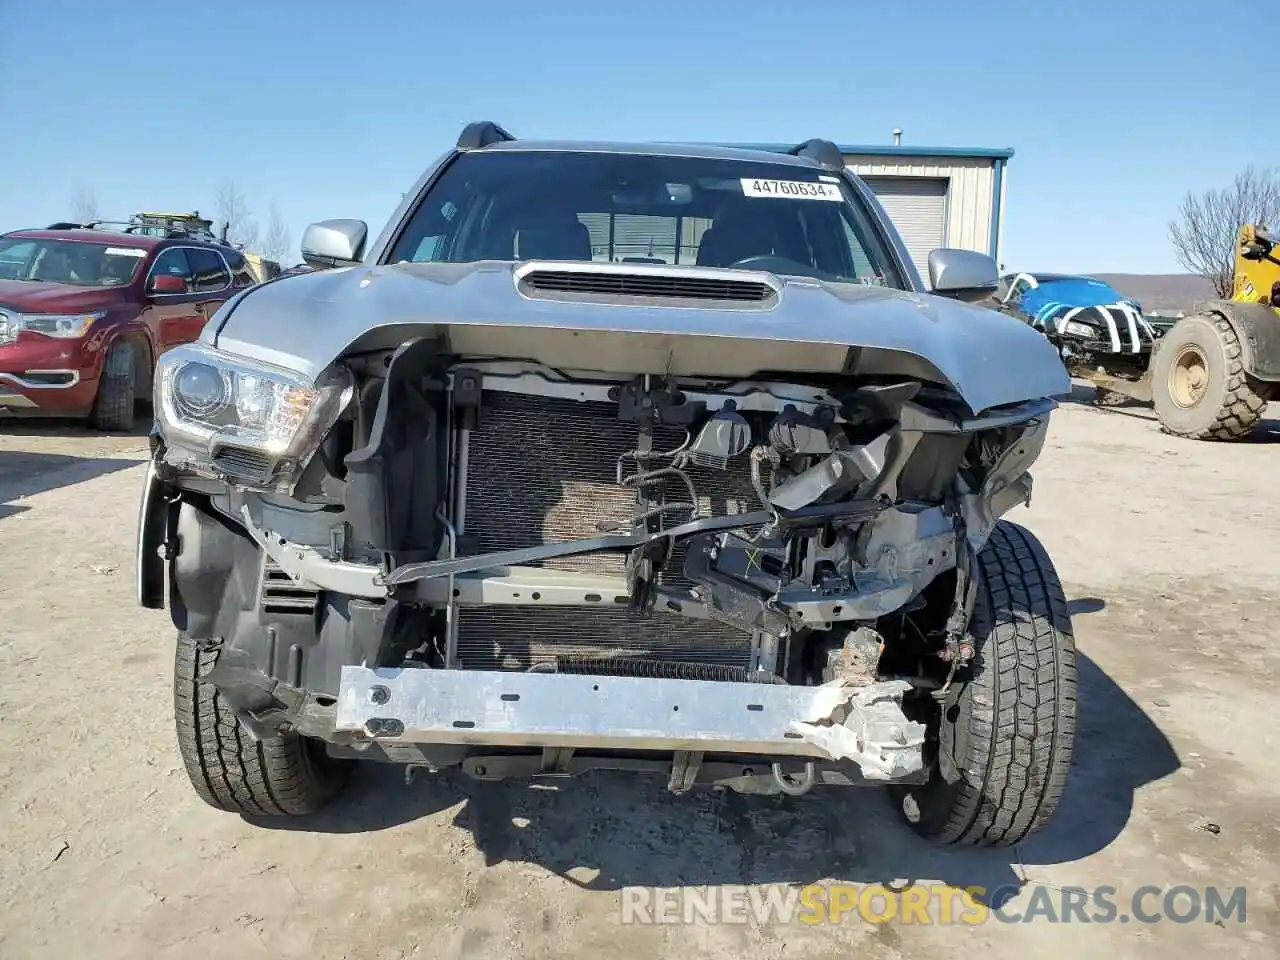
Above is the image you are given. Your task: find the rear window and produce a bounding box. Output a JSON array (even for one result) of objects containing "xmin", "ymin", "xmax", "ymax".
[{"xmin": 387, "ymin": 150, "xmax": 905, "ymax": 288}]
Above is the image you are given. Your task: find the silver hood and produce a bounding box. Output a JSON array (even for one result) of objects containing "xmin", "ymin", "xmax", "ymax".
[{"xmin": 209, "ymin": 260, "xmax": 1071, "ymax": 414}]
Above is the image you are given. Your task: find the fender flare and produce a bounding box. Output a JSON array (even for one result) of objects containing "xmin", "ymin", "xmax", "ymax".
[
  {"xmin": 1193, "ymin": 298, "xmax": 1280, "ymax": 381},
  {"xmin": 136, "ymin": 461, "xmax": 177, "ymax": 609}
]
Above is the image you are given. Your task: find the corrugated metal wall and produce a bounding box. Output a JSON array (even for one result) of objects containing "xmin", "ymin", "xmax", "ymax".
[
  {"xmin": 843, "ymin": 155, "xmax": 996, "ymax": 255},
  {"xmin": 860, "ymin": 177, "xmax": 948, "ymax": 281}
]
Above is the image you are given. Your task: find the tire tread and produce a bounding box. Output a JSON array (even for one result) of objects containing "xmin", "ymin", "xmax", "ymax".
[
  {"xmin": 932, "ymin": 521, "xmax": 1076, "ymax": 846},
  {"xmin": 173, "ymin": 632, "xmax": 348, "ymax": 816},
  {"xmin": 89, "ymin": 340, "xmax": 135, "ymax": 431}
]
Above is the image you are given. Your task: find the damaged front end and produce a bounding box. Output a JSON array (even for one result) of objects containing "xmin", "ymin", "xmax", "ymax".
[{"xmin": 141, "ymin": 335, "xmax": 1051, "ymax": 796}]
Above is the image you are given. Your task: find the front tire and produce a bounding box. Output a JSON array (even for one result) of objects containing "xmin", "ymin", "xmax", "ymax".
[
  {"xmin": 173, "ymin": 632, "xmax": 352, "ymax": 816},
  {"xmin": 894, "ymin": 521, "xmax": 1077, "ymax": 846},
  {"xmin": 89, "ymin": 339, "xmax": 136, "ymax": 431},
  {"xmin": 1150, "ymin": 313, "xmax": 1267, "ymax": 440}
]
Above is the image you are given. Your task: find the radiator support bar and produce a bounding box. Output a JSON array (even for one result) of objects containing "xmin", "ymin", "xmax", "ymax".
[{"xmin": 382, "ymin": 497, "xmax": 887, "ymax": 587}]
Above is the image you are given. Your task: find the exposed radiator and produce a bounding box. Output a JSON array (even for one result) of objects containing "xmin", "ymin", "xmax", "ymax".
[
  {"xmin": 455, "ymin": 608, "xmax": 755, "ymax": 672},
  {"xmin": 458, "ymin": 392, "xmax": 763, "ymax": 672}
]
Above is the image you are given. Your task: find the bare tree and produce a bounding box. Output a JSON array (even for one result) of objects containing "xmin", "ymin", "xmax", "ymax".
[
  {"xmin": 261, "ymin": 203, "xmax": 294, "ymax": 263},
  {"xmin": 72, "ymin": 185, "xmax": 99, "ymax": 224},
  {"xmin": 1169, "ymin": 165, "xmax": 1280, "ymax": 297},
  {"xmin": 214, "ymin": 180, "xmax": 259, "ymax": 250}
]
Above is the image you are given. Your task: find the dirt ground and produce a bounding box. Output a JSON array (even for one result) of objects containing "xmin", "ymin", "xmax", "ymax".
[{"xmin": 1, "ymin": 395, "xmax": 1278, "ymax": 960}]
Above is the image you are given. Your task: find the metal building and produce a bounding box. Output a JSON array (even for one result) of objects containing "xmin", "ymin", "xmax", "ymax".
[
  {"xmin": 844, "ymin": 144, "xmax": 1012, "ymax": 283},
  {"xmin": 735, "ymin": 141, "xmax": 1013, "ymax": 285}
]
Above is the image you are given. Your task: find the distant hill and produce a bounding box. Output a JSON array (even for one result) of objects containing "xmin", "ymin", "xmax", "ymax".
[{"xmin": 1092, "ymin": 273, "xmax": 1216, "ymax": 312}]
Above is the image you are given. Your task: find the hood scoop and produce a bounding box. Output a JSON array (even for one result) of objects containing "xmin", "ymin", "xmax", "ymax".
[{"xmin": 515, "ymin": 261, "xmax": 780, "ymax": 308}]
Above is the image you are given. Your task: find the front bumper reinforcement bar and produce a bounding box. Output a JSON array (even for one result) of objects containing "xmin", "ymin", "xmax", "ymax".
[{"xmin": 336, "ymin": 668, "xmax": 926, "ymax": 780}]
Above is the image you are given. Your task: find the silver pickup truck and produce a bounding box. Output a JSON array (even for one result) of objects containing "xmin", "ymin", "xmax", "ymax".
[{"xmin": 137, "ymin": 124, "xmax": 1075, "ymax": 847}]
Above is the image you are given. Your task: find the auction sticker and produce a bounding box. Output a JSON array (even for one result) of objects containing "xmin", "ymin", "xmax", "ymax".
[
  {"xmin": 740, "ymin": 178, "xmax": 842, "ymax": 201},
  {"xmin": 105, "ymin": 247, "xmax": 147, "ymax": 257}
]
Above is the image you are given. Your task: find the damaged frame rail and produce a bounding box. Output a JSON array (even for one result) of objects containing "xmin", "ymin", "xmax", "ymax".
[{"xmin": 336, "ymin": 667, "xmax": 928, "ymax": 782}]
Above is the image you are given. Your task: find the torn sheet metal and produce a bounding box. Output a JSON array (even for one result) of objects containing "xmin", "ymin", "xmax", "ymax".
[{"xmin": 789, "ymin": 679, "xmax": 926, "ymax": 780}]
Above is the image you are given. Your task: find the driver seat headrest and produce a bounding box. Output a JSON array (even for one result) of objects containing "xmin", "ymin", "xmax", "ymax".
[
  {"xmin": 697, "ymin": 200, "xmax": 780, "ymax": 268},
  {"xmin": 514, "ymin": 212, "xmax": 592, "ymax": 261}
]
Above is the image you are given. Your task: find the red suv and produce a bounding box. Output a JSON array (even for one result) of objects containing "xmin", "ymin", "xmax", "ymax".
[{"xmin": 0, "ymin": 227, "xmax": 257, "ymax": 430}]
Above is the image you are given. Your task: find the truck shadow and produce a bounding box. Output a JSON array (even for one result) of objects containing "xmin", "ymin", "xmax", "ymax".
[
  {"xmin": 254, "ymin": 651, "xmax": 1179, "ymax": 908},
  {"xmin": 0, "ymin": 416, "xmax": 152, "ymax": 437},
  {"xmin": 0, "ymin": 450, "xmax": 143, "ymax": 519}
]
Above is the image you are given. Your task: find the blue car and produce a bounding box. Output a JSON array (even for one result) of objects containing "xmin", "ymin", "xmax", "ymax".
[{"xmin": 994, "ymin": 273, "xmax": 1156, "ymax": 390}]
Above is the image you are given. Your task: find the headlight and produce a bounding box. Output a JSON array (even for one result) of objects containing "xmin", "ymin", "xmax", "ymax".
[
  {"xmin": 1061, "ymin": 320, "xmax": 1098, "ymax": 339},
  {"xmin": 155, "ymin": 343, "xmax": 352, "ymax": 490},
  {"xmin": 8, "ymin": 311, "xmax": 104, "ymax": 339}
]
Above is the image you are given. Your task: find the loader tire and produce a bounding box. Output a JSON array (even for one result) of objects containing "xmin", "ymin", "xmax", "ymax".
[
  {"xmin": 893, "ymin": 521, "xmax": 1077, "ymax": 847},
  {"xmin": 1150, "ymin": 313, "xmax": 1268, "ymax": 440},
  {"xmin": 174, "ymin": 632, "xmax": 352, "ymax": 816},
  {"xmin": 89, "ymin": 339, "xmax": 135, "ymax": 431}
]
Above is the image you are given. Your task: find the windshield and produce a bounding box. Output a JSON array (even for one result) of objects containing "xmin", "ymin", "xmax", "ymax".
[
  {"xmin": 387, "ymin": 150, "xmax": 906, "ymax": 288},
  {"xmin": 0, "ymin": 237, "xmax": 148, "ymax": 287}
]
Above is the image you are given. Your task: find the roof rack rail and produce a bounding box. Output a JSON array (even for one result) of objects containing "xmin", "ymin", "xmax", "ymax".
[
  {"xmin": 457, "ymin": 121, "xmax": 515, "ymax": 151},
  {"xmin": 787, "ymin": 138, "xmax": 845, "ymax": 172},
  {"xmin": 46, "ymin": 221, "xmax": 87, "ymax": 230}
]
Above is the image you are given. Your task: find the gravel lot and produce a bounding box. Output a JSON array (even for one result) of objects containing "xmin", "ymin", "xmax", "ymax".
[{"xmin": 1, "ymin": 396, "xmax": 1278, "ymax": 959}]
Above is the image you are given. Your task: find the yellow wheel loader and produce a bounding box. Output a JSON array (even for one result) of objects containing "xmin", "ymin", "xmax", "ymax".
[
  {"xmin": 241, "ymin": 252, "xmax": 284, "ymax": 283},
  {"xmin": 1149, "ymin": 225, "xmax": 1280, "ymax": 439}
]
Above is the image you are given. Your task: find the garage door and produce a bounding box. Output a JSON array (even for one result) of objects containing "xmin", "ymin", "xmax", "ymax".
[{"xmin": 861, "ymin": 176, "xmax": 948, "ymax": 286}]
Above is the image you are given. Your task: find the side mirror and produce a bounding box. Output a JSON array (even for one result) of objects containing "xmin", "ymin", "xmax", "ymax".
[
  {"xmin": 928, "ymin": 248, "xmax": 999, "ymax": 303},
  {"xmin": 149, "ymin": 274, "xmax": 187, "ymax": 295},
  {"xmin": 301, "ymin": 219, "xmax": 368, "ymax": 269}
]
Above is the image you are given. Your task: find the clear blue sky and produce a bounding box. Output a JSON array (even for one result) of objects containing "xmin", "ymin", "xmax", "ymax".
[{"xmin": 0, "ymin": 1, "xmax": 1272, "ymax": 274}]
